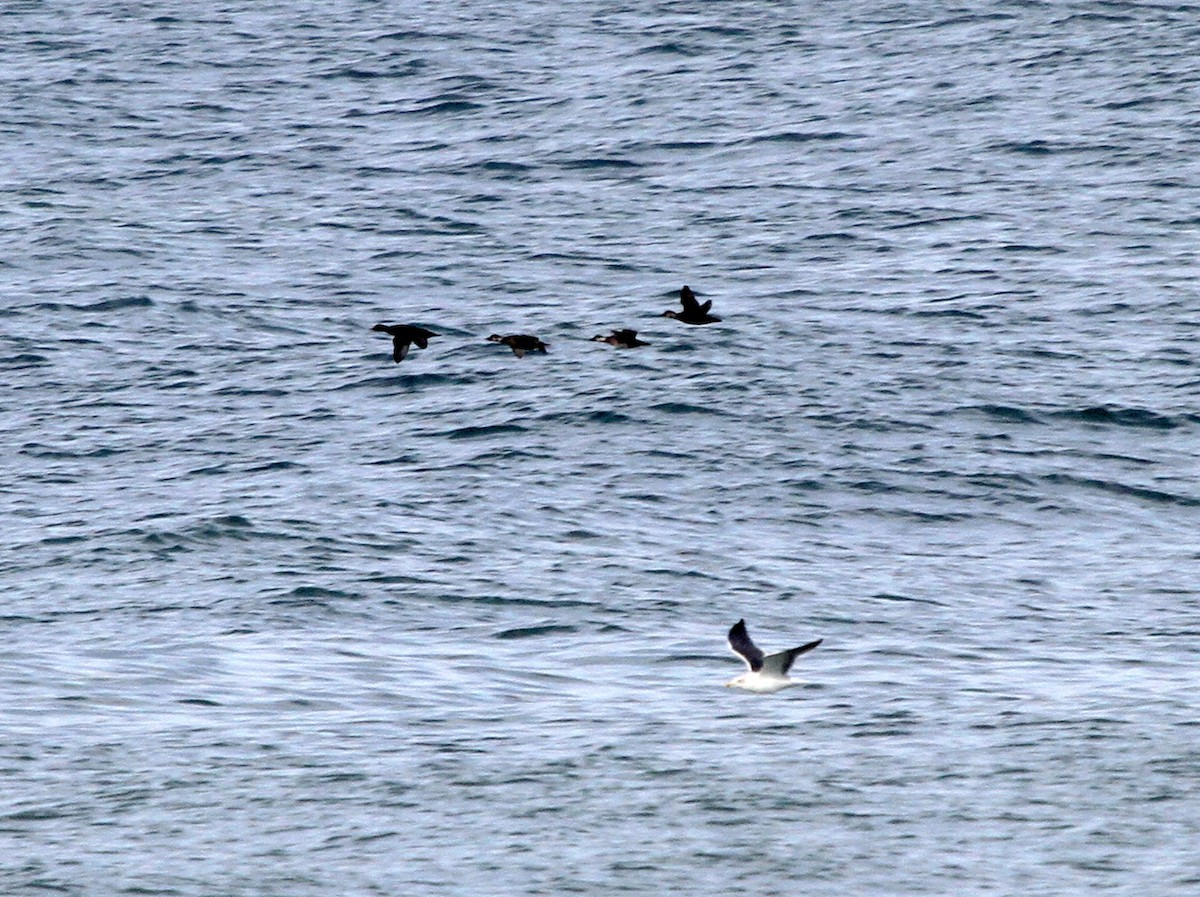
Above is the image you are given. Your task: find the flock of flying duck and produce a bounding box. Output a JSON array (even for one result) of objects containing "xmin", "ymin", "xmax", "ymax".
[
  {"xmin": 371, "ymin": 284, "xmax": 722, "ymax": 362},
  {"xmin": 373, "ymin": 284, "xmax": 821, "ymax": 693}
]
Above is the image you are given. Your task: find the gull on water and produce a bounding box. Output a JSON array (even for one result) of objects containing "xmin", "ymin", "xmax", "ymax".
[{"xmin": 725, "ymin": 619, "xmax": 822, "ymax": 693}]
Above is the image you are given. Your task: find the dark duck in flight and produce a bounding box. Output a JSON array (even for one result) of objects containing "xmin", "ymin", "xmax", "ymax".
[
  {"xmin": 590, "ymin": 328, "xmax": 648, "ymax": 348},
  {"xmin": 487, "ymin": 333, "xmax": 548, "ymax": 358},
  {"xmin": 372, "ymin": 323, "xmax": 437, "ymax": 363},
  {"xmin": 662, "ymin": 285, "xmax": 720, "ymax": 324}
]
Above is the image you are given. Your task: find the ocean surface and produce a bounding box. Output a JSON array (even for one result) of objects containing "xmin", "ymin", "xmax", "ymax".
[{"xmin": 3, "ymin": 1, "xmax": 1200, "ymax": 894}]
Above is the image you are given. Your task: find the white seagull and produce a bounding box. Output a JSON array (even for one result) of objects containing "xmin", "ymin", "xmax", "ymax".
[{"xmin": 725, "ymin": 619, "xmax": 822, "ymax": 693}]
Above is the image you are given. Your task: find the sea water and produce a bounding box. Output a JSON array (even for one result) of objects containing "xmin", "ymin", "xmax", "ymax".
[{"xmin": 3, "ymin": 2, "xmax": 1199, "ymax": 894}]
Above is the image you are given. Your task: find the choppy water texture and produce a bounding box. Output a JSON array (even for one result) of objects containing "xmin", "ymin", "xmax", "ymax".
[{"xmin": 3, "ymin": 1, "xmax": 1200, "ymax": 894}]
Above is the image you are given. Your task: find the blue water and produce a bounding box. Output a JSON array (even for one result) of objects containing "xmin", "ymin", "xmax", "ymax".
[{"xmin": 3, "ymin": 1, "xmax": 1200, "ymax": 894}]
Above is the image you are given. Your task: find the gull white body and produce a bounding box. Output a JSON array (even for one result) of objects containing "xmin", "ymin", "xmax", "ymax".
[
  {"xmin": 725, "ymin": 663, "xmax": 802, "ymax": 694},
  {"xmin": 725, "ymin": 619, "xmax": 821, "ymax": 693}
]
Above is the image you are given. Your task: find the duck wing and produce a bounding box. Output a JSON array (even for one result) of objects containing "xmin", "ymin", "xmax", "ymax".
[
  {"xmin": 698, "ymin": 299, "xmax": 713, "ymax": 315},
  {"xmin": 728, "ymin": 619, "xmax": 764, "ymax": 672},
  {"xmin": 680, "ymin": 286, "xmax": 700, "ymax": 314},
  {"xmin": 393, "ymin": 339, "xmax": 410, "ymax": 362}
]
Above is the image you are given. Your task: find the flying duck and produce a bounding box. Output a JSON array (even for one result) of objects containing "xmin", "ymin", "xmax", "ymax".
[
  {"xmin": 487, "ymin": 334, "xmax": 548, "ymax": 358},
  {"xmin": 725, "ymin": 619, "xmax": 821, "ymax": 693},
  {"xmin": 590, "ymin": 328, "xmax": 648, "ymax": 348},
  {"xmin": 372, "ymin": 323, "xmax": 437, "ymax": 363},
  {"xmin": 662, "ymin": 285, "xmax": 720, "ymax": 325}
]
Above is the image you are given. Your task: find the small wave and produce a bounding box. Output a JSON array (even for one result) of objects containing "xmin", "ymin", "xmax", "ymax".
[
  {"xmin": 40, "ymin": 534, "xmax": 88, "ymax": 546},
  {"xmin": 991, "ymin": 139, "xmax": 1056, "ymax": 155},
  {"xmin": 1, "ymin": 352, "xmax": 50, "ymax": 367},
  {"xmin": 887, "ymin": 508, "xmax": 974, "ymax": 522},
  {"xmin": 998, "ymin": 243, "xmax": 1066, "ymax": 253},
  {"xmin": 337, "ymin": 372, "xmax": 476, "ymax": 390},
  {"xmin": 170, "ymin": 515, "xmax": 258, "ymax": 543},
  {"xmin": 870, "ymin": 592, "xmax": 948, "ymax": 607},
  {"xmin": 652, "ymin": 140, "xmax": 717, "ymax": 151},
  {"xmin": 365, "ymin": 454, "xmax": 420, "ymax": 466},
  {"xmin": 804, "ymin": 231, "xmax": 860, "ymax": 242},
  {"xmin": 966, "ymin": 472, "xmax": 1039, "ymax": 492},
  {"xmin": 178, "ymin": 101, "xmax": 233, "ymax": 115},
  {"xmin": 213, "ymin": 514, "xmax": 252, "ymax": 528},
  {"xmin": 425, "ymin": 593, "xmax": 592, "ymax": 608},
  {"xmin": 283, "ymin": 586, "xmax": 357, "ymax": 601},
  {"xmin": 4, "ymin": 807, "xmax": 72, "ymax": 822},
  {"xmin": 75, "ymin": 296, "xmax": 153, "ymax": 312},
  {"xmin": 370, "ymin": 30, "xmax": 429, "ymax": 42},
  {"xmin": 586, "ymin": 410, "xmax": 632, "ymax": 424},
  {"xmin": 326, "ymin": 67, "xmax": 397, "ymax": 80},
  {"xmin": 648, "ymin": 401, "xmax": 727, "ymax": 416},
  {"xmin": 1054, "ymin": 11, "xmax": 1134, "ymax": 24},
  {"xmin": 974, "ymin": 405, "xmax": 1041, "ymax": 426},
  {"xmin": 246, "ymin": 460, "xmax": 307, "ymax": 473},
  {"xmin": 561, "ymin": 157, "xmax": 642, "ymax": 170},
  {"xmin": 911, "ymin": 308, "xmax": 987, "ymax": 320},
  {"xmin": 746, "ymin": 130, "xmax": 859, "ymax": 144},
  {"xmin": 692, "ymin": 24, "xmax": 752, "ymax": 37},
  {"xmin": 542, "ymin": 409, "xmax": 633, "ymax": 425},
  {"xmin": 353, "ymin": 164, "xmax": 401, "ymax": 178},
  {"xmin": 409, "ymin": 99, "xmax": 484, "ymax": 115},
  {"xmin": 494, "ymin": 623, "xmax": 577, "ymax": 640},
  {"xmin": 445, "ymin": 423, "xmax": 528, "ymax": 440},
  {"xmin": 20, "ymin": 443, "xmax": 125, "ymax": 460},
  {"xmin": 135, "ymin": 514, "xmax": 270, "ymax": 551},
  {"xmin": 563, "ymin": 528, "xmax": 601, "ymax": 540},
  {"xmin": 883, "ymin": 213, "xmax": 989, "ymax": 231},
  {"xmin": 186, "ymin": 464, "xmax": 229, "ymax": 477},
  {"xmin": 212, "ymin": 386, "xmax": 287, "ymax": 397},
  {"xmin": 1064, "ymin": 406, "xmax": 1185, "ymax": 430},
  {"xmin": 615, "ymin": 492, "xmax": 670, "ymax": 502},
  {"xmin": 1043, "ymin": 473, "xmax": 1199, "ymax": 507},
  {"xmin": 477, "ymin": 160, "xmax": 533, "ymax": 173},
  {"xmin": 1102, "ymin": 97, "xmax": 1161, "ymax": 110},
  {"xmin": 635, "ymin": 41, "xmax": 694, "ymax": 56}
]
